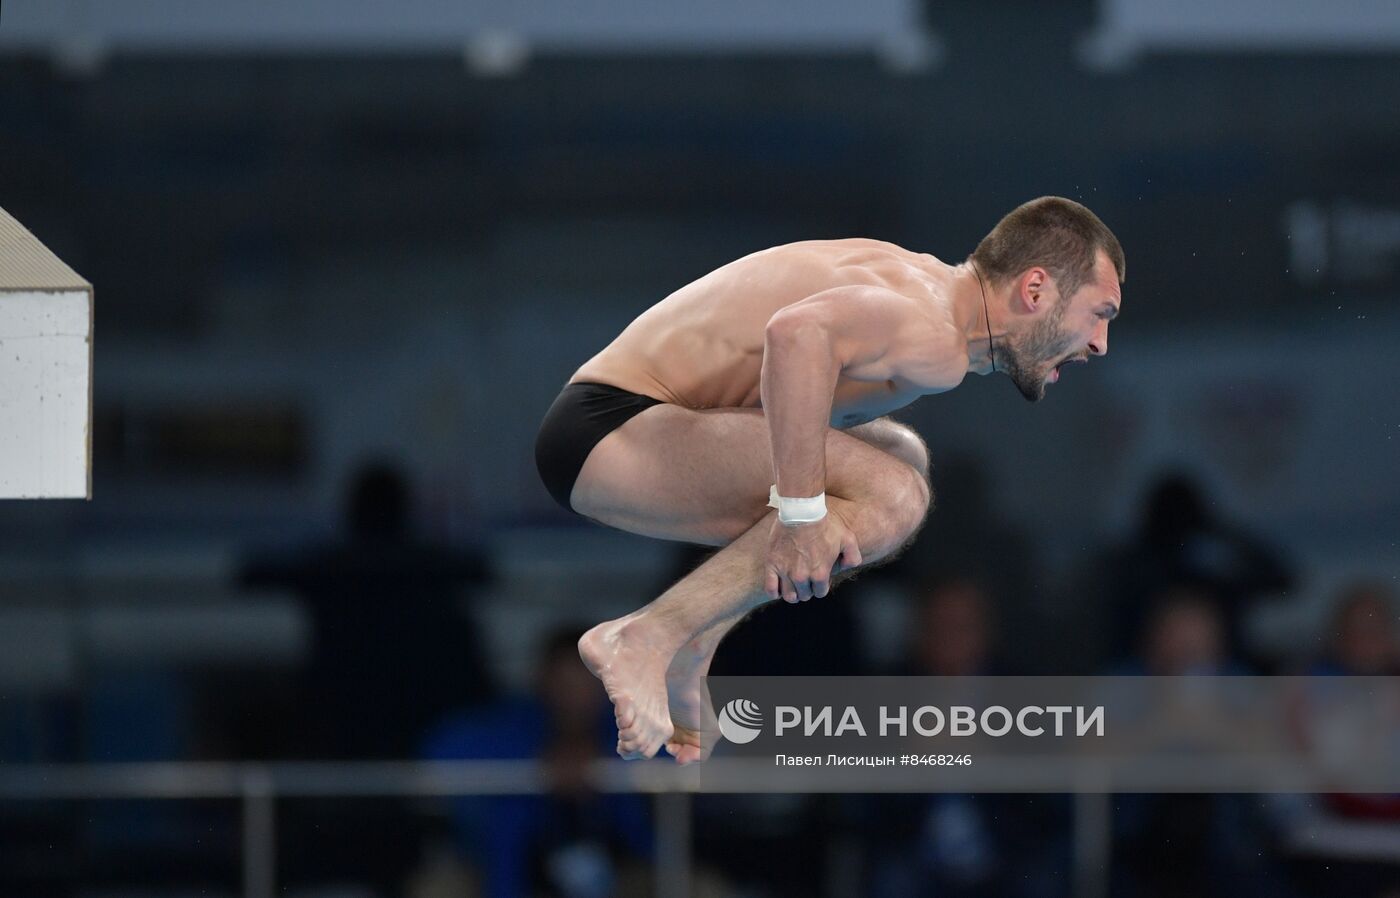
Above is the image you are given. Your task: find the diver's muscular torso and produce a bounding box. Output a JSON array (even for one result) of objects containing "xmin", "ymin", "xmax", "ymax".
[{"xmin": 570, "ymin": 238, "xmax": 964, "ymax": 428}]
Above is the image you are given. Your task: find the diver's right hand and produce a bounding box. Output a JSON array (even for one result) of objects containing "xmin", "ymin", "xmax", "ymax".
[{"xmin": 763, "ymin": 513, "xmax": 862, "ymax": 603}]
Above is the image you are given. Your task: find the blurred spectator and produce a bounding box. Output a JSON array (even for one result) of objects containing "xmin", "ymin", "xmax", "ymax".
[
  {"xmin": 235, "ymin": 459, "xmax": 494, "ymax": 759},
  {"xmin": 1296, "ymin": 580, "xmax": 1400, "ymax": 826},
  {"xmin": 862, "ymin": 575, "xmax": 1071, "ymax": 898},
  {"xmin": 1132, "ymin": 584, "xmax": 1249, "ymax": 676},
  {"xmin": 906, "ymin": 575, "xmax": 999, "ymax": 676},
  {"xmin": 421, "ymin": 625, "xmax": 653, "ymax": 898},
  {"xmin": 1309, "ymin": 580, "xmax": 1399, "ymax": 676},
  {"xmin": 1103, "ymin": 471, "xmax": 1293, "ymax": 666},
  {"xmin": 227, "ymin": 461, "xmax": 495, "ymax": 896},
  {"xmin": 1111, "ymin": 585, "xmax": 1298, "ymax": 898},
  {"xmin": 894, "ymin": 455, "xmax": 1043, "ymax": 665}
]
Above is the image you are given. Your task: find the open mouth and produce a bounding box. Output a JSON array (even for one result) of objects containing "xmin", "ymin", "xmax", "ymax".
[{"xmin": 1050, "ymin": 356, "xmax": 1087, "ymax": 383}]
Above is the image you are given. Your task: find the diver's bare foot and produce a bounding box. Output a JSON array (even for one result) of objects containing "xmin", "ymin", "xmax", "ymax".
[
  {"xmin": 662, "ymin": 637, "xmax": 721, "ymax": 765},
  {"xmin": 579, "ymin": 616, "xmax": 680, "ymax": 760}
]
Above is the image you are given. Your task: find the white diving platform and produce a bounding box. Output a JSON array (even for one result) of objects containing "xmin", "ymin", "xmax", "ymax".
[{"xmin": 0, "ymin": 206, "xmax": 93, "ymax": 499}]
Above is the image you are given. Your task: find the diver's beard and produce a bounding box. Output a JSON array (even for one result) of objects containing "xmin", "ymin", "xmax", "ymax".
[
  {"xmin": 1000, "ymin": 300, "xmax": 1074, "ymax": 403},
  {"xmin": 1000, "ymin": 342, "xmax": 1048, "ymax": 402}
]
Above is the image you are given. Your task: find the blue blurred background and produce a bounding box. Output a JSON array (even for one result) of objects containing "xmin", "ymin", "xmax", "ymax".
[{"xmin": 2, "ymin": 1, "xmax": 1399, "ymax": 896}]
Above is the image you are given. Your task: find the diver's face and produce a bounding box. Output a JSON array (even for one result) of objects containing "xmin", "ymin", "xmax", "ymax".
[{"xmin": 1002, "ymin": 251, "xmax": 1121, "ymax": 402}]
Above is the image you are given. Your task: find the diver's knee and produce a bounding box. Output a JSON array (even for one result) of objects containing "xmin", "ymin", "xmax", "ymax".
[
  {"xmin": 856, "ymin": 418, "xmax": 930, "ymax": 482},
  {"xmin": 862, "ymin": 463, "xmax": 930, "ymax": 561}
]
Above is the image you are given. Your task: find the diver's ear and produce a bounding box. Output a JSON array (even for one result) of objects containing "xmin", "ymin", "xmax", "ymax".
[{"xmin": 1017, "ymin": 266, "xmax": 1049, "ymax": 314}]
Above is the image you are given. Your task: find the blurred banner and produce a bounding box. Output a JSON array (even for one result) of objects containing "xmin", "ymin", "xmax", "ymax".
[
  {"xmin": 1085, "ymin": 0, "xmax": 1400, "ymax": 66},
  {"xmin": 0, "ymin": 0, "xmax": 920, "ymax": 52},
  {"xmin": 690, "ymin": 676, "xmax": 1400, "ymax": 792}
]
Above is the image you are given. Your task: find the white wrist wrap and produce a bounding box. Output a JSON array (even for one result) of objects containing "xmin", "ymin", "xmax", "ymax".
[{"xmin": 768, "ymin": 484, "xmax": 828, "ymax": 526}]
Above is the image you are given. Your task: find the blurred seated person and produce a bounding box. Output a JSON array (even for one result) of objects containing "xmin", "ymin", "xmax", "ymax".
[
  {"xmin": 893, "ymin": 455, "xmax": 1038, "ymax": 616},
  {"xmin": 1302, "ymin": 580, "xmax": 1400, "ymax": 822},
  {"xmin": 422, "ymin": 626, "xmax": 652, "ymax": 898},
  {"xmin": 1111, "ymin": 586, "xmax": 1297, "ymax": 898},
  {"xmin": 897, "ymin": 575, "xmax": 1005, "ymax": 676},
  {"xmin": 865, "ymin": 576, "xmax": 1070, "ymax": 898},
  {"xmin": 1115, "ymin": 583, "xmax": 1251, "ymax": 676},
  {"xmin": 1105, "ymin": 471, "xmax": 1293, "ymax": 664},
  {"xmin": 237, "ymin": 460, "xmax": 494, "ymax": 759},
  {"xmin": 1308, "ymin": 579, "xmax": 1398, "ymax": 676}
]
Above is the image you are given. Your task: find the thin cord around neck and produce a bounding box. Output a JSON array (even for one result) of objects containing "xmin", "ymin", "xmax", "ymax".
[{"xmin": 973, "ymin": 261, "xmax": 996, "ymax": 373}]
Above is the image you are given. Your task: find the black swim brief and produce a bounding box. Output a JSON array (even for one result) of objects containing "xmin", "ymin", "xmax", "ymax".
[{"xmin": 534, "ymin": 381, "xmax": 664, "ymax": 513}]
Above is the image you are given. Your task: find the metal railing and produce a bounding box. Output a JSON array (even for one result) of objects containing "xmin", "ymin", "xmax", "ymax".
[{"xmin": 0, "ymin": 761, "xmax": 1110, "ymax": 898}]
